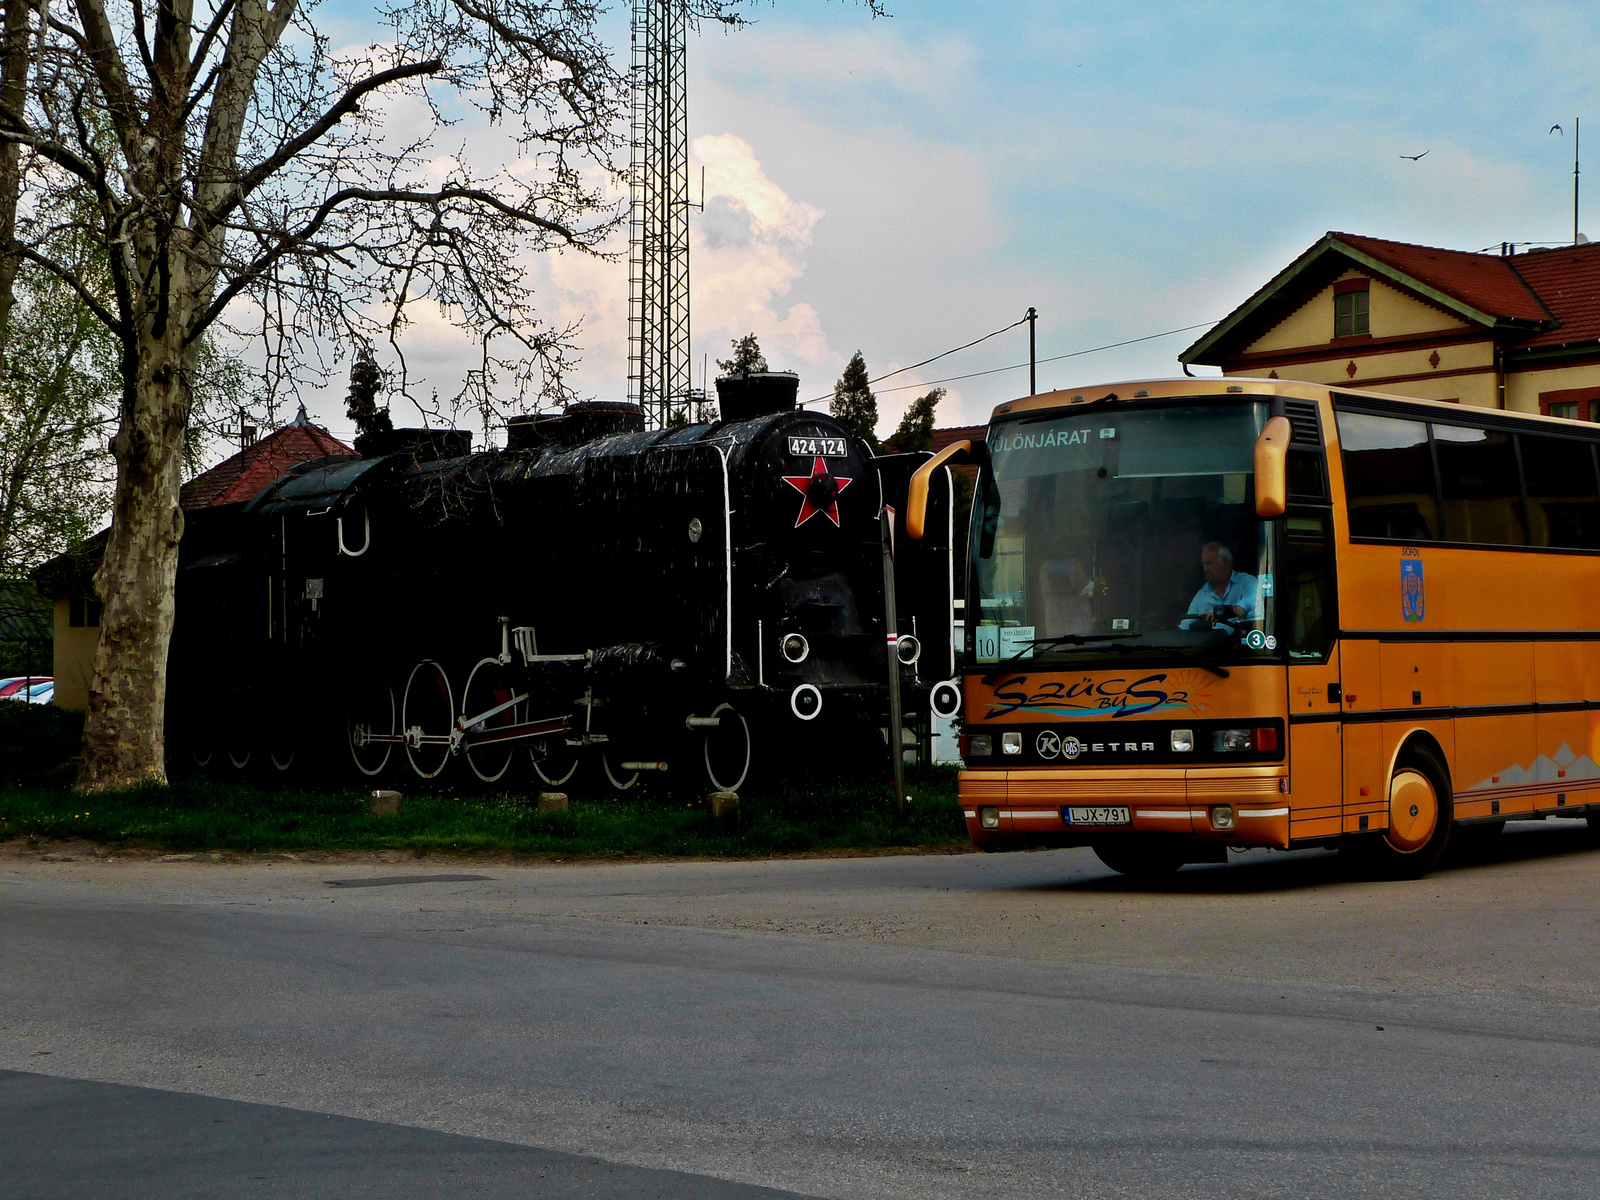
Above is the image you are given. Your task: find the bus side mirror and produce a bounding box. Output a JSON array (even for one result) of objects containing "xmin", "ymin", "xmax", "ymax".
[
  {"xmin": 1254, "ymin": 416, "xmax": 1292, "ymax": 518},
  {"xmin": 907, "ymin": 440, "xmax": 985, "ymax": 540}
]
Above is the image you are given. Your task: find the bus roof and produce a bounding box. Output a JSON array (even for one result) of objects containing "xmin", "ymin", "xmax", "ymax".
[{"xmin": 988, "ymin": 377, "xmax": 1594, "ymax": 434}]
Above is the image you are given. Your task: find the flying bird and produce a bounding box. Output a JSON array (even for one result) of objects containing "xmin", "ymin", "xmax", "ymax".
[
  {"xmin": 1552, "ymin": 124, "xmax": 1564, "ymax": 135},
  {"xmin": 1400, "ymin": 150, "xmax": 1429, "ymax": 161}
]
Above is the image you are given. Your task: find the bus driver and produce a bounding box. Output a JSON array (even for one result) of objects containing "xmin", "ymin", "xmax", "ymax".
[{"xmin": 1180, "ymin": 542, "xmax": 1261, "ymax": 633}]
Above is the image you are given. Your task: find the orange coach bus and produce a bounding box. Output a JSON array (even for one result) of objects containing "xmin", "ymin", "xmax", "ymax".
[{"xmin": 906, "ymin": 377, "xmax": 1600, "ymax": 878}]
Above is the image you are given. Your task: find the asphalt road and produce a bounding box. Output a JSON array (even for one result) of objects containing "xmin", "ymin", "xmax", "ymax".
[{"xmin": 3, "ymin": 823, "xmax": 1599, "ymax": 1199}]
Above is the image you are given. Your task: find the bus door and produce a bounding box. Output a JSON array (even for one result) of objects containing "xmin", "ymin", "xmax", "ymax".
[
  {"xmin": 1339, "ymin": 637, "xmax": 1384, "ymax": 834},
  {"xmin": 1282, "ymin": 505, "xmax": 1344, "ymax": 841}
]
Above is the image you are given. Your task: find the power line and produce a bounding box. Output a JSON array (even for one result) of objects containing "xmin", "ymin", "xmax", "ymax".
[
  {"xmin": 801, "ymin": 315, "xmax": 1030, "ymax": 406},
  {"xmin": 832, "ymin": 319, "xmax": 1223, "ymax": 399}
]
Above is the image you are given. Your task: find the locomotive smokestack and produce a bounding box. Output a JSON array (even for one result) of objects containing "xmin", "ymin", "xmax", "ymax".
[{"xmin": 714, "ymin": 371, "xmax": 800, "ymax": 422}]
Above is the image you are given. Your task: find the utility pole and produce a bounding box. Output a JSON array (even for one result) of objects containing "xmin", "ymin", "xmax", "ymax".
[
  {"xmin": 880, "ymin": 505, "xmax": 906, "ymax": 816},
  {"xmin": 1026, "ymin": 306, "xmax": 1038, "ymax": 395},
  {"xmin": 1575, "ymin": 117, "xmax": 1581, "ymax": 246}
]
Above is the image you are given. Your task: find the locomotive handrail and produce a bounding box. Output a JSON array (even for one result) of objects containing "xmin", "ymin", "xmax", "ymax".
[{"xmin": 907, "ymin": 440, "xmax": 985, "ymax": 540}]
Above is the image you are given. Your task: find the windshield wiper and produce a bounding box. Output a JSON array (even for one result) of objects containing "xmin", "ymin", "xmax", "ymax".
[{"xmin": 988, "ymin": 631, "xmax": 1143, "ymax": 673}]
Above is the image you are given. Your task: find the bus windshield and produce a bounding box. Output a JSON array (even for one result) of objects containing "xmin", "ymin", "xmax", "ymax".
[{"xmin": 970, "ymin": 399, "xmax": 1279, "ymax": 665}]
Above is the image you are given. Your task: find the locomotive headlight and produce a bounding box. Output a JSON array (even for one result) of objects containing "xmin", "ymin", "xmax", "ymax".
[
  {"xmin": 896, "ymin": 634, "xmax": 921, "ymax": 666},
  {"xmin": 790, "ymin": 683, "xmax": 823, "ymax": 721},
  {"xmin": 687, "ymin": 517, "xmax": 703, "ymax": 543},
  {"xmin": 781, "ymin": 632, "xmax": 810, "ymax": 664}
]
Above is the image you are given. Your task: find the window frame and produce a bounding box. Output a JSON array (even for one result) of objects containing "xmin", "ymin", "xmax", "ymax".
[
  {"xmin": 1538, "ymin": 386, "xmax": 1600, "ymax": 423},
  {"xmin": 1335, "ymin": 395, "xmax": 1600, "ymax": 555},
  {"xmin": 1333, "ymin": 287, "xmax": 1371, "ymax": 339}
]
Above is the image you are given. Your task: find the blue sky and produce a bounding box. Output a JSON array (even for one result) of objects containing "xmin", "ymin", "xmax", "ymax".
[{"xmin": 301, "ymin": 1, "xmax": 1600, "ymax": 439}]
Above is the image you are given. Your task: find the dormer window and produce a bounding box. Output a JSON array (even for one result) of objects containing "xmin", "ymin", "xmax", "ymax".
[{"xmin": 1334, "ymin": 279, "xmax": 1370, "ymax": 338}]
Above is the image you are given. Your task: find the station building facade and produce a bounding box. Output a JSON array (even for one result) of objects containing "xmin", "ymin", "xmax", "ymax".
[{"xmin": 1180, "ymin": 231, "xmax": 1600, "ymax": 417}]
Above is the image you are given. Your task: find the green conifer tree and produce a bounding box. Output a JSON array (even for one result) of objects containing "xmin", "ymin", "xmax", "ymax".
[
  {"xmin": 889, "ymin": 387, "xmax": 944, "ymax": 453},
  {"xmin": 830, "ymin": 350, "xmax": 878, "ymax": 451},
  {"xmin": 344, "ymin": 346, "xmax": 393, "ymax": 445},
  {"xmin": 716, "ymin": 332, "xmax": 769, "ymax": 375}
]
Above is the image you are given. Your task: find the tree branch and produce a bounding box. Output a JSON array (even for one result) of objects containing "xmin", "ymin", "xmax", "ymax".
[
  {"xmin": 61, "ymin": 0, "xmax": 146, "ymax": 152},
  {"xmin": 200, "ymin": 57, "xmax": 442, "ymax": 229},
  {"xmin": 188, "ymin": 182, "xmax": 580, "ymax": 342},
  {"xmin": 14, "ymin": 246, "xmax": 120, "ymax": 332}
]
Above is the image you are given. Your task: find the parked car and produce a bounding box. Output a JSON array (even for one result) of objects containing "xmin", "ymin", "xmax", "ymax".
[
  {"xmin": 0, "ymin": 676, "xmax": 51, "ymax": 700},
  {"xmin": 24, "ymin": 682, "xmax": 55, "ymax": 705}
]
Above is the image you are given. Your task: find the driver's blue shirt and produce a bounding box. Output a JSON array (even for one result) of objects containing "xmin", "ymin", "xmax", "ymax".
[{"xmin": 1182, "ymin": 571, "xmax": 1262, "ymax": 632}]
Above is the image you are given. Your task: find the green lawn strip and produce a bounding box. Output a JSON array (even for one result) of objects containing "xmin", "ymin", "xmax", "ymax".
[{"xmin": 0, "ymin": 763, "xmax": 969, "ymax": 858}]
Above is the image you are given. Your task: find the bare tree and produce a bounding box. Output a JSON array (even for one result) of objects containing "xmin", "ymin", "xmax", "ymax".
[{"xmin": 2, "ymin": 0, "xmax": 688, "ymax": 790}]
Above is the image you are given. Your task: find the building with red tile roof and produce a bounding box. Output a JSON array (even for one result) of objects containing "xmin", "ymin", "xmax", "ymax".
[
  {"xmin": 180, "ymin": 407, "xmax": 355, "ymax": 510},
  {"xmin": 33, "ymin": 406, "xmax": 355, "ymax": 710},
  {"xmin": 1181, "ymin": 232, "xmax": 1600, "ymax": 418}
]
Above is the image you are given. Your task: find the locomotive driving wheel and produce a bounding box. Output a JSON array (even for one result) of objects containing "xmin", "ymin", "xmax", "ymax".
[
  {"xmin": 347, "ymin": 678, "xmax": 396, "ymax": 778},
  {"xmin": 531, "ymin": 737, "xmax": 580, "ymax": 787},
  {"xmin": 602, "ymin": 748, "xmax": 640, "ymax": 791},
  {"xmin": 703, "ymin": 702, "xmax": 752, "ymax": 793},
  {"xmin": 462, "ymin": 658, "xmax": 520, "ymax": 784},
  {"xmin": 403, "ymin": 660, "xmax": 455, "ymax": 780}
]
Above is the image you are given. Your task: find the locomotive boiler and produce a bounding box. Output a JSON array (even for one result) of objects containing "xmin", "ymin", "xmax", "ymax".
[{"xmin": 167, "ymin": 373, "xmax": 956, "ymax": 793}]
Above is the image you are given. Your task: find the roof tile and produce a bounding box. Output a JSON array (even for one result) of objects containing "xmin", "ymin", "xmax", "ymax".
[
  {"xmin": 179, "ymin": 424, "xmax": 355, "ymax": 510},
  {"xmin": 1332, "ymin": 232, "xmax": 1552, "ymax": 323}
]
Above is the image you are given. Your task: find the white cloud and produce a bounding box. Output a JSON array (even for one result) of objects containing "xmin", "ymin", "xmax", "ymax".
[{"xmin": 690, "ymin": 133, "xmax": 829, "ymax": 381}]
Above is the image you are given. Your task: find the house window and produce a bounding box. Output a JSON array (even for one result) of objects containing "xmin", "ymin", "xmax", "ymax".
[
  {"xmin": 1334, "ymin": 288, "xmax": 1370, "ymax": 338},
  {"xmin": 68, "ymin": 594, "xmax": 101, "ymax": 628},
  {"xmin": 1540, "ymin": 388, "xmax": 1600, "ymax": 422}
]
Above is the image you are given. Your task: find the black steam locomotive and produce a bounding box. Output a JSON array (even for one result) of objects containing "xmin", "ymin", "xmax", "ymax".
[{"xmin": 168, "ymin": 374, "xmax": 955, "ymax": 792}]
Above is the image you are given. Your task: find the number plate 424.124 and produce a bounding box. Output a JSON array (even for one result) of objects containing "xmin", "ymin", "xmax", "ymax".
[{"xmin": 1063, "ymin": 806, "xmax": 1131, "ymax": 825}]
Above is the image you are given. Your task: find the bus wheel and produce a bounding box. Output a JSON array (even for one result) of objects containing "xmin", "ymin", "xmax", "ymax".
[
  {"xmin": 1363, "ymin": 745, "xmax": 1454, "ymax": 879},
  {"xmin": 1092, "ymin": 841, "xmax": 1185, "ymax": 879}
]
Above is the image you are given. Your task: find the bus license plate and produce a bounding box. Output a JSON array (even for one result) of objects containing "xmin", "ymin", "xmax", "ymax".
[{"xmin": 1064, "ymin": 805, "xmax": 1131, "ymax": 826}]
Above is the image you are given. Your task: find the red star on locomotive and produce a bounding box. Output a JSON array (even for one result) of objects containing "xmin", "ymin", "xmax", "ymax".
[{"xmin": 782, "ymin": 455, "xmax": 853, "ymax": 528}]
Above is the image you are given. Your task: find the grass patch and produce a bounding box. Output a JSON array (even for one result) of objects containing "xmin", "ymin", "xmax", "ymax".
[{"xmin": 0, "ymin": 754, "xmax": 968, "ymax": 858}]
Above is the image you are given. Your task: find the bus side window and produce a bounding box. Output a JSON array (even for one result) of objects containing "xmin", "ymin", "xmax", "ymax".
[
  {"xmin": 1518, "ymin": 433, "xmax": 1600, "ymax": 550},
  {"xmin": 1336, "ymin": 412, "xmax": 1440, "ymax": 541},
  {"xmin": 1432, "ymin": 423, "xmax": 1526, "ymax": 545},
  {"xmin": 1283, "ymin": 513, "xmax": 1336, "ymax": 661}
]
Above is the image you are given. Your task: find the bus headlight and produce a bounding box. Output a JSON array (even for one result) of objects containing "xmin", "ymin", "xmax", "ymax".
[
  {"xmin": 1211, "ymin": 805, "xmax": 1235, "ymax": 830},
  {"xmin": 966, "ymin": 734, "xmax": 992, "ymax": 758},
  {"xmin": 1213, "ymin": 728, "xmax": 1253, "ymax": 752},
  {"xmin": 780, "ymin": 633, "xmax": 809, "ymax": 664},
  {"xmin": 979, "ymin": 806, "xmax": 1000, "ymax": 830},
  {"xmin": 1171, "ymin": 729, "xmax": 1194, "ymax": 753},
  {"xmin": 1002, "ymin": 731, "xmax": 1022, "ymax": 755}
]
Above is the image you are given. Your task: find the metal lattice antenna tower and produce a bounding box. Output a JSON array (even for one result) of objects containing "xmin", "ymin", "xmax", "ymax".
[{"xmin": 628, "ymin": 0, "xmax": 697, "ymax": 428}]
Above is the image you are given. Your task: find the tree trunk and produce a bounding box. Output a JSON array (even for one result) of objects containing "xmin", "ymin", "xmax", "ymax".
[
  {"xmin": 0, "ymin": 0, "xmax": 31, "ymax": 368},
  {"xmin": 75, "ymin": 330, "xmax": 193, "ymax": 792}
]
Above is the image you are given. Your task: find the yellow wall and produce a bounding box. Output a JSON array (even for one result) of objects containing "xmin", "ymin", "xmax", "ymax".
[
  {"xmin": 51, "ymin": 598, "xmax": 97, "ymax": 711},
  {"xmin": 1245, "ymin": 269, "xmax": 1467, "ymax": 354},
  {"xmin": 1504, "ymin": 360, "xmax": 1600, "ymax": 415}
]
